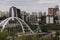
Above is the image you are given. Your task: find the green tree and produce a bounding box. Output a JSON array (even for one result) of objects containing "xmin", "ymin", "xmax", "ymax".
[
  {"xmin": 16, "ymin": 34, "xmax": 39, "ymax": 40},
  {"xmin": 0, "ymin": 31, "xmax": 8, "ymax": 40}
]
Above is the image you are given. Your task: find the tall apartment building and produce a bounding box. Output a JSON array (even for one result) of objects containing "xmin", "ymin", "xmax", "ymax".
[
  {"xmin": 37, "ymin": 12, "xmax": 42, "ymax": 24},
  {"xmin": 53, "ymin": 5, "xmax": 59, "ymax": 15},
  {"xmin": 37, "ymin": 12, "xmax": 42, "ymax": 19},
  {"xmin": 9, "ymin": 6, "xmax": 21, "ymax": 18},
  {"xmin": 53, "ymin": 5, "xmax": 59, "ymax": 23},
  {"xmin": 41, "ymin": 12, "xmax": 46, "ymax": 24},
  {"xmin": 21, "ymin": 11, "xmax": 27, "ymax": 22},
  {"xmin": 47, "ymin": 6, "xmax": 59, "ymax": 24},
  {"xmin": 0, "ymin": 11, "xmax": 9, "ymax": 20},
  {"xmin": 21, "ymin": 11, "xmax": 30, "ymax": 22},
  {"xmin": 48, "ymin": 8, "xmax": 54, "ymax": 15},
  {"xmin": 28, "ymin": 12, "xmax": 38, "ymax": 25},
  {"xmin": 56, "ymin": 10, "xmax": 60, "ymax": 23},
  {"xmin": 46, "ymin": 8, "xmax": 54, "ymax": 24},
  {"xmin": 46, "ymin": 15, "xmax": 53, "ymax": 24},
  {"xmin": 17, "ymin": 8, "xmax": 21, "ymax": 18},
  {"xmin": 2, "ymin": 11, "xmax": 9, "ymax": 17},
  {"xmin": 9, "ymin": 6, "xmax": 17, "ymax": 17}
]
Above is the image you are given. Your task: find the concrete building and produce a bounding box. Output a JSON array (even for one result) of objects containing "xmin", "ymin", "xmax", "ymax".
[
  {"xmin": 2, "ymin": 11, "xmax": 9, "ymax": 17},
  {"xmin": 56, "ymin": 10, "xmax": 60, "ymax": 23},
  {"xmin": 37, "ymin": 12, "xmax": 42, "ymax": 24},
  {"xmin": 17, "ymin": 8, "xmax": 21, "ymax": 18},
  {"xmin": 9, "ymin": 6, "xmax": 17, "ymax": 17},
  {"xmin": 25, "ymin": 13, "xmax": 30, "ymax": 22},
  {"xmin": 37, "ymin": 12, "xmax": 42, "ymax": 19},
  {"xmin": 46, "ymin": 15, "xmax": 53, "ymax": 24},
  {"xmin": 53, "ymin": 6, "xmax": 59, "ymax": 24},
  {"xmin": 9, "ymin": 6, "xmax": 21, "ymax": 18},
  {"xmin": 29, "ymin": 15, "xmax": 37, "ymax": 25},
  {"xmin": 53, "ymin": 5, "xmax": 59, "ymax": 15},
  {"xmin": 21, "ymin": 11, "xmax": 27, "ymax": 22},
  {"xmin": 46, "ymin": 8, "xmax": 54, "ymax": 24},
  {"xmin": 0, "ymin": 11, "xmax": 8, "ymax": 17},
  {"xmin": 48, "ymin": 6, "xmax": 59, "ymax": 24},
  {"xmin": 21, "ymin": 11, "xmax": 31, "ymax": 22},
  {"xmin": 48, "ymin": 8, "xmax": 54, "ymax": 15},
  {"xmin": 40, "ymin": 12, "xmax": 46, "ymax": 24},
  {"xmin": 28, "ymin": 12, "xmax": 38, "ymax": 25}
]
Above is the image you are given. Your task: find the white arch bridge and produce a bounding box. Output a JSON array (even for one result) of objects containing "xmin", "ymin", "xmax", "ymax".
[{"xmin": 0, "ymin": 17, "xmax": 34, "ymax": 34}]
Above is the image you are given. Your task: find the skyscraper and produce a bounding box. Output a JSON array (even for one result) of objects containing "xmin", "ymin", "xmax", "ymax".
[
  {"xmin": 53, "ymin": 5, "xmax": 59, "ymax": 24},
  {"xmin": 17, "ymin": 8, "xmax": 21, "ymax": 18},
  {"xmin": 48, "ymin": 8, "xmax": 54, "ymax": 15},
  {"xmin": 47, "ymin": 8, "xmax": 54, "ymax": 24},
  {"xmin": 9, "ymin": 6, "xmax": 17, "ymax": 17},
  {"xmin": 9, "ymin": 6, "xmax": 21, "ymax": 18}
]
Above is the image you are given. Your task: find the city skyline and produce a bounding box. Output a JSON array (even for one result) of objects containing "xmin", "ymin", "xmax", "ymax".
[{"xmin": 0, "ymin": 0, "xmax": 60, "ymax": 13}]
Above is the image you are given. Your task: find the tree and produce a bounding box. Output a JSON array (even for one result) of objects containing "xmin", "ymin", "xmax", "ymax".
[
  {"xmin": 0, "ymin": 31, "xmax": 8, "ymax": 40},
  {"xmin": 16, "ymin": 34, "xmax": 39, "ymax": 40}
]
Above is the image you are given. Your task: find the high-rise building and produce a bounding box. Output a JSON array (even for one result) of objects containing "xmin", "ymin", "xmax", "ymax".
[
  {"xmin": 29, "ymin": 15, "xmax": 36, "ymax": 23},
  {"xmin": 48, "ymin": 6, "xmax": 59, "ymax": 24},
  {"xmin": 53, "ymin": 6, "xmax": 59, "ymax": 24},
  {"xmin": 53, "ymin": 5, "xmax": 59, "ymax": 15},
  {"xmin": 28, "ymin": 12, "xmax": 38, "ymax": 25},
  {"xmin": 47, "ymin": 8, "xmax": 54, "ymax": 24},
  {"xmin": 21, "ymin": 11, "xmax": 31, "ymax": 22},
  {"xmin": 46, "ymin": 15, "xmax": 53, "ymax": 24},
  {"xmin": 21, "ymin": 11, "xmax": 27, "ymax": 22},
  {"xmin": 9, "ymin": 6, "xmax": 21, "ymax": 18},
  {"xmin": 48, "ymin": 6, "xmax": 59, "ymax": 15},
  {"xmin": 37, "ymin": 12, "xmax": 42, "ymax": 24},
  {"xmin": 48, "ymin": 8, "xmax": 54, "ymax": 15},
  {"xmin": 2, "ymin": 11, "xmax": 9, "ymax": 17},
  {"xmin": 41, "ymin": 12, "xmax": 46, "ymax": 24},
  {"xmin": 9, "ymin": 6, "xmax": 17, "ymax": 17},
  {"xmin": 37, "ymin": 12, "xmax": 42, "ymax": 18},
  {"xmin": 17, "ymin": 8, "xmax": 21, "ymax": 18},
  {"xmin": 56, "ymin": 10, "xmax": 60, "ymax": 23}
]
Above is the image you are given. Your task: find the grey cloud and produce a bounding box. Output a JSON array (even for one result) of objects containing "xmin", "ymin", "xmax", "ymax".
[{"xmin": 0, "ymin": 0, "xmax": 60, "ymax": 13}]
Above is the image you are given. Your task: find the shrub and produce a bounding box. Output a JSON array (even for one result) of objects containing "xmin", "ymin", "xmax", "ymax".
[
  {"xmin": 16, "ymin": 34, "xmax": 39, "ymax": 40},
  {"xmin": 0, "ymin": 31, "xmax": 8, "ymax": 40}
]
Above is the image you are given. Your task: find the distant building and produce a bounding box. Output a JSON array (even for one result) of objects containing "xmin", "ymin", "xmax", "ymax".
[
  {"xmin": 0, "ymin": 11, "xmax": 9, "ymax": 20},
  {"xmin": 9, "ymin": 6, "xmax": 21, "ymax": 18},
  {"xmin": 9, "ymin": 6, "xmax": 17, "ymax": 17},
  {"xmin": 17, "ymin": 8, "xmax": 21, "ymax": 18},
  {"xmin": 28, "ymin": 12, "xmax": 38, "ymax": 25},
  {"xmin": 2, "ymin": 11, "xmax": 9, "ymax": 17},
  {"xmin": 29, "ymin": 15, "xmax": 37, "ymax": 25},
  {"xmin": 37, "ymin": 12, "xmax": 42, "ymax": 19},
  {"xmin": 53, "ymin": 6, "xmax": 59, "ymax": 24},
  {"xmin": 47, "ymin": 8, "xmax": 54, "ymax": 24},
  {"xmin": 32, "ymin": 12, "xmax": 37, "ymax": 16},
  {"xmin": 25, "ymin": 13, "xmax": 30, "ymax": 22},
  {"xmin": 53, "ymin": 5, "xmax": 59, "ymax": 15},
  {"xmin": 48, "ymin": 8, "xmax": 54, "ymax": 15},
  {"xmin": 37, "ymin": 12, "xmax": 42, "ymax": 24},
  {"xmin": 21, "ymin": 11, "xmax": 31, "ymax": 22},
  {"xmin": 41, "ymin": 12, "xmax": 46, "ymax": 24},
  {"xmin": 48, "ymin": 6, "xmax": 59, "ymax": 24},
  {"xmin": 46, "ymin": 15, "xmax": 53, "ymax": 24},
  {"xmin": 21, "ymin": 11, "xmax": 27, "ymax": 22},
  {"xmin": 56, "ymin": 10, "xmax": 60, "ymax": 24}
]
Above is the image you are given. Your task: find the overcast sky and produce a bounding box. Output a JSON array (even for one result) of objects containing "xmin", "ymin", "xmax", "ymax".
[{"xmin": 0, "ymin": 0, "xmax": 60, "ymax": 13}]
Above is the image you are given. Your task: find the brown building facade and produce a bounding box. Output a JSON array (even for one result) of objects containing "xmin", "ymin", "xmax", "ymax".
[{"xmin": 48, "ymin": 8, "xmax": 54, "ymax": 15}]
